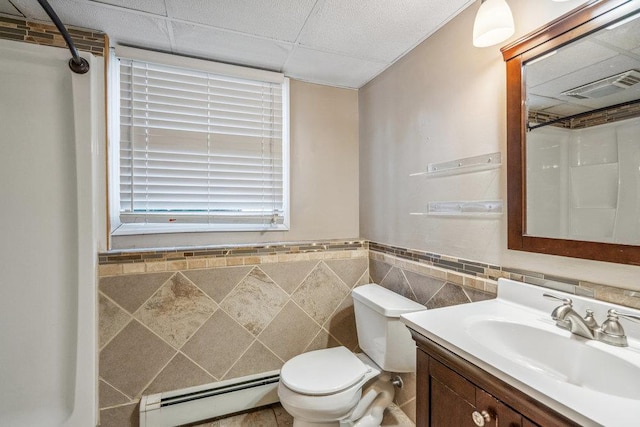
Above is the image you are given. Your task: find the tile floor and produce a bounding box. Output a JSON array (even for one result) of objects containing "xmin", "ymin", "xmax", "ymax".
[{"xmin": 187, "ymin": 403, "xmax": 414, "ymax": 426}]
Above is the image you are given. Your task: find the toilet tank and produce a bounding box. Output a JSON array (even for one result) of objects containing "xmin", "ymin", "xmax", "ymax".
[{"xmin": 352, "ymin": 284, "xmax": 426, "ymax": 372}]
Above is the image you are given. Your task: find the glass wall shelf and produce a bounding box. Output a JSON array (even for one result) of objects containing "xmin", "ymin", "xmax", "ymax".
[
  {"xmin": 411, "ymin": 200, "xmax": 503, "ymax": 218},
  {"xmin": 410, "ymin": 152, "xmax": 501, "ymax": 177}
]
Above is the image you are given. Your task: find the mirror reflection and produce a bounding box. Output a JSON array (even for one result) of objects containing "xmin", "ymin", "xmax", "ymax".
[{"xmin": 524, "ymin": 12, "xmax": 640, "ymax": 245}]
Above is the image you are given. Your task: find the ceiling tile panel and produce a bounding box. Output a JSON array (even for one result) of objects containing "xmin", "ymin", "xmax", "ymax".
[
  {"xmin": 9, "ymin": 0, "xmax": 479, "ymax": 88},
  {"xmin": 166, "ymin": 0, "xmax": 317, "ymax": 42},
  {"xmin": 88, "ymin": 0, "xmax": 167, "ymax": 16},
  {"xmin": 594, "ymin": 17, "xmax": 640, "ymax": 52},
  {"xmin": 298, "ymin": 0, "xmax": 471, "ymax": 63},
  {"xmin": 285, "ymin": 46, "xmax": 387, "ymax": 88},
  {"xmin": 527, "ymin": 40, "xmax": 619, "ymax": 88},
  {"xmin": 531, "ymin": 55, "xmax": 640, "ymax": 104},
  {"xmin": 6, "ymin": 0, "xmax": 52, "ymax": 20},
  {"xmin": 11, "ymin": 0, "xmax": 172, "ymax": 50},
  {"xmin": 527, "ymin": 94, "xmax": 562, "ymax": 111},
  {"xmin": 0, "ymin": 1, "xmax": 21, "ymax": 16},
  {"xmin": 171, "ymin": 21, "xmax": 293, "ymax": 71},
  {"xmin": 544, "ymin": 103, "xmax": 592, "ymax": 117}
]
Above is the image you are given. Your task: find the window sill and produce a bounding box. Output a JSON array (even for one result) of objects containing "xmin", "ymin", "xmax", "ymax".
[{"xmin": 111, "ymin": 222, "xmax": 290, "ymax": 236}]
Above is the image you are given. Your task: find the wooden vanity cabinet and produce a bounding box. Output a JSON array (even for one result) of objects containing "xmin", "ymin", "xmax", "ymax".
[{"xmin": 412, "ymin": 330, "xmax": 580, "ymax": 427}]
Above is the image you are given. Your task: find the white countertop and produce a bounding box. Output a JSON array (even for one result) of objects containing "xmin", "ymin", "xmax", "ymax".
[{"xmin": 400, "ymin": 278, "xmax": 640, "ymax": 427}]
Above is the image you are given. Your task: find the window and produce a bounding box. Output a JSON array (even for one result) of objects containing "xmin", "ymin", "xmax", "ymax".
[{"xmin": 109, "ymin": 47, "xmax": 289, "ymax": 235}]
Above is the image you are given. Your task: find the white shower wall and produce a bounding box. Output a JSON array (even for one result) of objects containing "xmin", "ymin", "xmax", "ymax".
[
  {"xmin": 0, "ymin": 39, "xmax": 103, "ymax": 426},
  {"xmin": 527, "ymin": 117, "xmax": 640, "ymax": 244}
]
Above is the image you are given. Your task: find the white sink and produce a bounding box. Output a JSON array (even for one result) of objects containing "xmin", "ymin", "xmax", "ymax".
[
  {"xmin": 400, "ymin": 278, "xmax": 640, "ymax": 427},
  {"xmin": 467, "ymin": 319, "xmax": 640, "ymax": 400}
]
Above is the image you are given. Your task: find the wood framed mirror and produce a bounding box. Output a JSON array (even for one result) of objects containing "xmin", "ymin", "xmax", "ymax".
[{"xmin": 501, "ymin": 0, "xmax": 640, "ymax": 265}]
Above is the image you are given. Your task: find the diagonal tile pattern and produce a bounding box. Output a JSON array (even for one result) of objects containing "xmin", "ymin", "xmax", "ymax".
[
  {"xmin": 181, "ymin": 310, "xmax": 255, "ymax": 380},
  {"xmin": 464, "ymin": 287, "xmax": 495, "ymax": 303},
  {"xmin": 425, "ymin": 282, "xmax": 470, "ymax": 309},
  {"xmin": 99, "ymin": 293, "xmax": 131, "ymax": 349},
  {"xmin": 99, "ymin": 271, "xmax": 173, "ymax": 313},
  {"xmin": 134, "ymin": 272, "xmax": 217, "ymax": 348},
  {"xmin": 381, "ymin": 268, "xmax": 417, "ymax": 301},
  {"xmin": 258, "ymin": 301, "xmax": 321, "ymax": 362},
  {"xmin": 99, "ymin": 379, "xmax": 129, "ymax": 409},
  {"xmin": 223, "ymin": 341, "xmax": 283, "ymax": 380},
  {"xmin": 182, "ymin": 266, "xmax": 252, "ymax": 303},
  {"xmin": 99, "ymin": 320, "xmax": 176, "ymax": 399},
  {"xmin": 293, "ymin": 262, "xmax": 351, "ymax": 325},
  {"xmin": 98, "ymin": 256, "xmax": 370, "ymax": 425},
  {"xmin": 403, "ymin": 270, "xmax": 445, "ymax": 305},
  {"xmin": 325, "ymin": 258, "xmax": 368, "ymax": 288},
  {"xmin": 98, "ymin": 249, "xmax": 492, "ymax": 427},
  {"xmin": 369, "ymin": 259, "xmax": 392, "ymax": 284},
  {"xmin": 325, "ymin": 295, "xmax": 359, "ymax": 351},
  {"xmin": 99, "ymin": 402, "xmax": 139, "ymax": 427},
  {"xmin": 259, "ymin": 260, "xmax": 319, "ymax": 294},
  {"xmin": 220, "ymin": 267, "xmax": 288, "ymax": 336},
  {"xmin": 143, "ymin": 353, "xmax": 214, "ymax": 395},
  {"xmin": 304, "ymin": 329, "xmax": 341, "ymax": 353}
]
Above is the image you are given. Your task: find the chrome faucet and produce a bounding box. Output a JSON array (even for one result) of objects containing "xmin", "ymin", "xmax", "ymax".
[
  {"xmin": 543, "ymin": 293, "xmax": 640, "ymax": 347},
  {"xmin": 597, "ymin": 309, "xmax": 640, "ymax": 346},
  {"xmin": 543, "ymin": 294, "xmax": 595, "ymax": 339}
]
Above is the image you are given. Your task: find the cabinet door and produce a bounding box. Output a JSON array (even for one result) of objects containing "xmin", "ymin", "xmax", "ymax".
[
  {"xmin": 420, "ymin": 350, "xmax": 524, "ymax": 427},
  {"xmin": 428, "ymin": 353, "xmax": 491, "ymax": 427},
  {"xmin": 431, "ymin": 376, "xmax": 478, "ymax": 426}
]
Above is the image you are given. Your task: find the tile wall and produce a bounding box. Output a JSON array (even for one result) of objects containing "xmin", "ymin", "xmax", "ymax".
[
  {"xmin": 98, "ymin": 239, "xmax": 640, "ymax": 426},
  {"xmin": 98, "ymin": 240, "xmax": 502, "ymax": 426},
  {"xmin": 368, "ymin": 241, "xmax": 640, "ymax": 310},
  {"xmin": 98, "ymin": 243, "xmax": 371, "ymax": 426}
]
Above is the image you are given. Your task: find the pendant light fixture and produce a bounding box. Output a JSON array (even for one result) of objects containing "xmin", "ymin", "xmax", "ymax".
[{"xmin": 472, "ymin": 0, "xmax": 515, "ymax": 47}]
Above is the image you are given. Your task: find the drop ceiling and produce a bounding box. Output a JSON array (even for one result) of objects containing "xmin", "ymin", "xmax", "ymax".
[
  {"xmin": 526, "ymin": 12, "xmax": 640, "ymax": 120},
  {"xmin": 1, "ymin": 0, "xmax": 475, "ymax": 88}
]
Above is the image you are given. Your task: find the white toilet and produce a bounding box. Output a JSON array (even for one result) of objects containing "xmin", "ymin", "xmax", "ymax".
[{"xmin": 278, "ymin": 283, "xmax": 426, "ymax": 427}]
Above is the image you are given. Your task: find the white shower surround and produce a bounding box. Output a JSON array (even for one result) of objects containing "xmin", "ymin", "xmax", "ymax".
[
  {"xmin": 527, "ymin": 117, "xmax": 640, "ymax": 245},
  {"xmin": 0, "ymin": 39, "xmax": 102, "ymax": 426}
]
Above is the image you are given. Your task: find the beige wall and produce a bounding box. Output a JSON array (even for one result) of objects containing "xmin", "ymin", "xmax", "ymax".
[
  {"xmin": 359, "ymin": 0, "xmax": 640, "ymax": 291},
  {"xmin": 112, "ymin": 79, "xmax": 359, "ymax": 249}
]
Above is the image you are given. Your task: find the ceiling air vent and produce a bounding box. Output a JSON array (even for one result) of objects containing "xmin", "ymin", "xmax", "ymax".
[{"xmin": 562, "ymin": 70, "xmax": 640, "ymax": 99}]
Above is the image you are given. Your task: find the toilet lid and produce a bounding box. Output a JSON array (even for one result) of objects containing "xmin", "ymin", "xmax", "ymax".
[{"xmin": 280, "ymin": 346, "xmax": 369, "ymax": 395}]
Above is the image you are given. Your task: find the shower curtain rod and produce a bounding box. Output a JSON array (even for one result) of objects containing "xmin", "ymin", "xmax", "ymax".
[{"xmin": 37, "ymin": 0, "xmax": 90, "ymax": 74}]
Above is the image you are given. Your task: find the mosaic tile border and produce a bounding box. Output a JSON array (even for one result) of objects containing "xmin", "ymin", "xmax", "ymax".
[
  {"xmin": 369, "ymin": 242, "xmax": 501, "ymax": 278},
  {"xmin": 100, "ymin": 240, "xmax": 367, "ymax": 264},
  {"xmin": 369, "ymin": 250, "xmax": 498, "ymax": 296},
  {"xmin": 0, "ymin": 16, "xmax": 106, "ymax": 56},
  {"xmin": 99, "ymin": 238, "xmax": 640, "ymax": 309},
  {"xmin": 528, "ymin": 102, "xmax": 640, "ymax": 130},
  {"xmin": 98, "ymin": 240, "xmax": 369, "ymax": 276},
  {"xmin": 369, "ymin": 241, "xmax": 640, "ymax": 310}
]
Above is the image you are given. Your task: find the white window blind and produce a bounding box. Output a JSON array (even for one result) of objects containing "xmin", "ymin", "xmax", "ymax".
[{"xmin": 117, "ymin": 56, "xmax": 287, "ymax": 229}]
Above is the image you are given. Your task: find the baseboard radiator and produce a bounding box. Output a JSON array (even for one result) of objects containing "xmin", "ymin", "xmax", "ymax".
[{"xmin": 139, "ymin": 370, "xmax": 280, "ymax": 427}]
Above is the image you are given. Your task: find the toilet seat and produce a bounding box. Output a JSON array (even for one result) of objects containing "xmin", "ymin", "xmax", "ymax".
[{"xmin": 280, "ymin": 346, "xmax": 369, "ymax": 395}]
